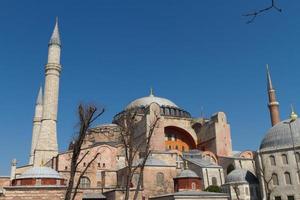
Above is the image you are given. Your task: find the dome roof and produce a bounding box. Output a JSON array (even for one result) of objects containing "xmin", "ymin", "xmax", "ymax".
[
  {"xmin": 18, "ymin": 167, "xmax": 62, "ymax": 179},
  {"xmin": 226, "ymin": 169, "xmax": 258, "ymax": 184},
  {"xmin": 176, "ymin": 169, "xmax": 199, "ymax": 178},
  {"xmin": 125, "ymin": 93, "xmax": 178, "ymax": 110},
  {"xmin": 260, "ymin": 118, "xmax": 300, "ymax": 151}
]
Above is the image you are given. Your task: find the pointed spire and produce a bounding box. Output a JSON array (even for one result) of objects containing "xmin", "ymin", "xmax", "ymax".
[
  {"xmin": 49, "ymin": 17, "xmax": 61, "ymax": 46},
  {"xmin": 36, "ymin": 86, "xmax": 43, "ymax": 105},
  {"xmin": 150, "ymin": 87, "xmax": 154, "ymax": 97},
  {"xmin": 266, "ymin": 64, "xmax": 273, "ymax": 90}
]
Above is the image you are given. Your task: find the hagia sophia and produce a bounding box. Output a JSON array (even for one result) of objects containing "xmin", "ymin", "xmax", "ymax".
[{"xmin": 0, "ymin": 19, "xmax": 299, "ymax": 200}]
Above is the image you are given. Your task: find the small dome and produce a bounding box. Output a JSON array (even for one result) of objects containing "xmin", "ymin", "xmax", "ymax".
[
  {"xmin": 226, "ymin": 169, "xmax": 258, "ymax": 184},
  {"xmin": 18, "ymin": 167, "xmax": 62, "ymax": 179},
  {"xmin": 260, "ymin": 118, "xmax": 300, "ymax": 150},
  {"xmin": 177, "ymin": 170, "xmax": 199, "ymax": 178},
  {"xmin": 126, "ymin": 93, "xmax": 178, "ymax": 110}
]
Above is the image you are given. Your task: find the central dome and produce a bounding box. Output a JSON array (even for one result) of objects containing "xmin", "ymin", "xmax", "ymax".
[
  {"xmin": 125, "ymin": 93, "xmax": 178, "ymax": 110},
  {"xmin": 260, "ymin": 118, "xmax": 300, "ymax": 151}
]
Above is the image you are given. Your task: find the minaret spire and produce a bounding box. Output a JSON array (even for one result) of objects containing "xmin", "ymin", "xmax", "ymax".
[
  {"xmin": 49, "ymin": 17, "xmax": 61, "ymax": 46},
  {"xmin": 36, "ymin": 86, "xmax": 43, "ymax": 105},
  {"xmin": 29, "ymin": 87, "xmax": 44, "ymax": 164},
  {"xmin": 266, "ymin": 64, "xmax": 280, "ymax": 126},
  {"xmin": 34, "ymin": 18, "xmax": 62, "ymax": 166}
]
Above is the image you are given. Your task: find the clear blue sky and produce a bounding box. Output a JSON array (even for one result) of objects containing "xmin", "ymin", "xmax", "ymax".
[{"xmin": 1, "ymin": 0, "xmax": 300, "ymax": 174}]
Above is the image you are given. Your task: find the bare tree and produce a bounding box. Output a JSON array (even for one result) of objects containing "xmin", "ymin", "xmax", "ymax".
[
  {"xmin": 115, "ymin": 107, "xmax": 160, "ymax": 200},
  {"xmin": 256, "ymin": 165, "xmax": 273, "ymax": 200},
  {"xmin": 64, "ymin": 104, "xmax": 105, "ymax": 200},
  {"xmin": 232, "ymin": 184, "xmax": 241, "ymax": 200},
  {"xmin": 243, "ymin": 0, "xmax": 282, "ymax": 24}
]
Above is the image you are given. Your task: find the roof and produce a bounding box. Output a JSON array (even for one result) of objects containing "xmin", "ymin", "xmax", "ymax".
[
  {"xmin": 176, "ymin": 169, "xmax": 199, "ymax": 178},
  {"xmin": 82, "ymin": 192, "xmax": 106, "ymax": 199},
  {"xmin": 17, "ymin": 167, "xmax": 62, "ymax": 179},
  {"xmin": 133, "ymin": 156, "xmax": 175, "ymax": 167},
  {"xmin": 260, "ymin": 118, "xmax": 300, "ymax": 151},
  {"xmin": 150, "ymin": 191, "xmax": 229, "ymax": 199},
  {"xmin": 126, "ymin": 93, "xmax": 178, "ymax": 110},
  {"xmin": 184, "ymin": 157, "xmax": 221, "ymax": 168},
  {"xmin": 225, "ymin": 169, "xmax": 258, "ymax": 184}
]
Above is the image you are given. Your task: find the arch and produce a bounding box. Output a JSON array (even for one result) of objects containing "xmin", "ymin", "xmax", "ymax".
[
  {"xmin": 269, "ymin": 155, "xmax": 276, "ymax": 166},
  {"xmin": 282, "ymin": 154, "xmax": 288, "ymax": 164},
  {"xmin": 284, "ymin": 172, "xmax": 292, "ymax": 184},
  {"xmin": 164, "ymin": 126, "xmax": 197, "ymax": 152},
  {"xmin": 203, "ymin": 151, "xmax": 218, "ymax": 164},
  {"xmin": 211, "ymin": 177, "xmax": 217, "ymax": 186},
  {"xmin": 79, "ymin": 176, "xmax": 91, "ymax": 188},
  {"xmin": 239, "ymin": 150, "xmax": 254, "ymax": 159},
  {"xmin": 156, "ymin": 172, "xmax": 164, "ymax": 186},
  {"xmin": 272, "ymin": 173, "xmax": 279, "ymax": 185}
]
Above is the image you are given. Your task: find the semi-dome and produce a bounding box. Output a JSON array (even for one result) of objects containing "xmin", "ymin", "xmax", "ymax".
[
  {"xmin": 260, "ymin": 118, "xmax": 300, "ymax": 151},
  {"xmin": 226, "ymin": 169, "xmax": 258, "ymax": 184},
  {"xmin": 18, "ymin": 167, "xmax": 62, "ymax": 179},
  {"xmin": 125, "ymin": 93, "xmax": 178, "ymax": 110},
  {"xmin": 176, "ymin": 169, "xmax": 199, "ymax": 178}
]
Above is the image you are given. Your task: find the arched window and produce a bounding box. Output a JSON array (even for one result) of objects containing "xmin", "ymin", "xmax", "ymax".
[
  {"xmin": 282, "ymin": 154, "xmax": 288, "ymax": 164},
  {"xmin": 296, "ymin": 152, "xmax": 300, "ymax": 163},
  {"xmin": 272, "ymin": 173, "xmax": 279, "ymax": 185},
  {"xmin": 211, "ymin": 177, "xmax": 217, "ymax": 186},
  {"xmin": 191, "ymin": 182, "xmax": 196, "ymax": 190},
  {"xmin": 284, "ymin": 172, "xmax": 292, "ymax": 185},
  {"xmin": 156, "ymin": 172, "xmax": 164, "ymax": 186},
  {"xmin": 79, "ymin": 177, "xmax": 91, "ymax": 188},
  {"xmin": 270, "ymin": 155, "xmax": 276, "ymax": 166}
]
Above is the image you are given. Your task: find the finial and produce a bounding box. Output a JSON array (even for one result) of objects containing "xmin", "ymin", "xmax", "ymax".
[
  {"xmin": 266, "ymin": 64, "xmax": 274, "ymax": 90},
  {"xmin": 49, "ymin": 17, "xmax": 61, "ymax": 46},
  {"xmin": 290, "ymin": 104, "xmax": 298, "ymax": 122},
  {"xmin": 150, "ymin": 87, "xmax": 154, "ymax": 97},
  {"xmin": 36, "ymin": 86, "xmax": 43, "ymax": 105}
]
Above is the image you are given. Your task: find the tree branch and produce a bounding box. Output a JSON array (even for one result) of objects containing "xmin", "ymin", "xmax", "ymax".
[{"xmin": 243, "ymin": 0, "xmax": 282, "ymax": 24}]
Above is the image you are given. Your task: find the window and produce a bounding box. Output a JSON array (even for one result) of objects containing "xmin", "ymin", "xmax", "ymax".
[
  {"xmin": 282, "ymin": 154, "xmax": 288, "ymax": 164},
  {"xmin": 168, "ymin": 145, "xmax": 171, "ymax": 150},
  {"xmin": 285, "ymin": 172, "xmax": 292, "ymax": 185},
  {"xmin": 64, "ymin": 166, "xmax": 68, "ymax": 170},
  {"xmin": 182, "ymin": 146, "xmax": 185, "ymax": 152},
  {"xmin": 287, "ymin": 196, "xmax": 295, "ymax": 200},
  {"xmin": 175, "ymin": 145, "xmax": 178, "ymax": 150},
  {"xmin": 156, "ymin": 172, "xmax": 164, "ymax": 186},
  {"xmin": 275, "ymin": 197, "xmax": 281, "ymax": 200},
  {"xmin": 272, "ymin": 173, "xmax": 279, "ymax": 185},
  {"xmin": 79, "ymin": 177, "xmax": 91, "ymax": 188},
  {"xmin": 270, "ymin": 155, "xmax": 276, "ymax": 166},
  {"xmin": 83, "ymin": 162, "xmax": 86, "ymax": 167},
  {"xmin": 296, "ymin": 152, "xmax": 300, "ymax": 163},
  {"xmin": 98, "ymin": 163, "xmax": 101, "ymax": 167},
  {"xmin": 211, "ymin": 177, "xmax": 217, "ymax": 186},
  {"xmin": 103, "ymin": 163, "xmax": 106, "ymax": 168},
  {"xmin": 191, "ymin": 182, "xmax": 196, "ymax": 190}
]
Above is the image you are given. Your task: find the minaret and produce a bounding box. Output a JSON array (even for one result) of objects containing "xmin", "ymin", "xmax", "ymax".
[
  {"xmin": 34, "ymin": 18, "xmax": 62, "ymax": 166},
  {"xmin": 266, "ymin": 64, "xmax": 280, "ymax": 126},
  {"xmin": 29, "ymin": 87, "xmax": 43, "ymax": 164}
]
